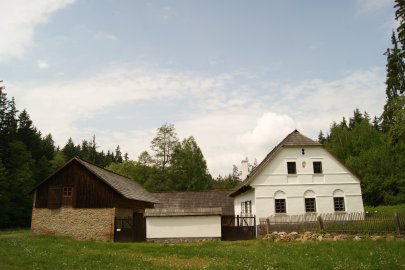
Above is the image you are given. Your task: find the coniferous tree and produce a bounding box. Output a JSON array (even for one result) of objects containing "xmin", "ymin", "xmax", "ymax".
[
  {"xmin": 395, "ymin": 0, "xmax": 405, "ymax": 56},
  {"xmin": 62, "ymin": 138, "xmax": 80, "ymax": 160},
  {"xmin": 0, "ymin": 159, "xmax": 10, "ymax": 227},
  {"xmin": 382, "ymin": 32, "xmax": 405, "ymax": 131},
  {"xmin": 318, "ymin": 130, "xmax": 327, "ymax": 144},
  {"xmin": 115, "ymin": 145, "xmax": 123, "ymax": 163}
]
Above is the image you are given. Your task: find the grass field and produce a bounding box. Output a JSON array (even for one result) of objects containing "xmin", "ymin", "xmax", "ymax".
[
  {"xmin": 1, "ymin": 230, "xmax": 404, "ymax": 270},
  {"xmin": 364, "ymin": 204, "xmax": 405, "ymax": 214}
]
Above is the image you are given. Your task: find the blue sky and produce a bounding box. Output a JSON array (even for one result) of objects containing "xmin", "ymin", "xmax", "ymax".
[{"xmin": 0, "ymin": 0, "xmax": 398, "ymax": 176}]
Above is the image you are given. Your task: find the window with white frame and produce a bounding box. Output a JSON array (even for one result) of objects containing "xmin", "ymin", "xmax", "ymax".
[
  {"xmin": 241, "ymin": 201, "xmax": 252, "ymax": 215},
  {"xmin": 275, "ymin": 199, "xmax": 286, "ymax": 213},
  {"xmin": 305, "ymin": 198, "xmax": 316, "ymax": 212},
  {"xmin": 333, "ymin": 197, "xmax": 345, "ymax": 211}
]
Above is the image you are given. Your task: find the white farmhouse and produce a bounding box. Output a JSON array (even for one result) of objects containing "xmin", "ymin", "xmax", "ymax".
[{"xmin": 230, "ymin": 130, "xmax": 364, "ymax": 219}]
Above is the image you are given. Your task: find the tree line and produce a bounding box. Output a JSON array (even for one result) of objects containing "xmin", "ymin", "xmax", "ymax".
[
  {"xmin": 0, "ymin": 83, "xmax": 129, "ymax": 228},
  {"xmin": 319, "ymin": 0, "xmax": 405, "ymax": 206},
  {"xmin": 106, "ymin": 123, "xmax": 241, "ymax": 192}
]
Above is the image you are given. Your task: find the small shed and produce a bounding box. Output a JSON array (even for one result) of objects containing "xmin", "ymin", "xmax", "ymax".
[
  {"xmin": 145, "ymin": 207, "xmax": 222, "ymax": 241},
  {"xmin": 145, "ymin": 191, "xmax": 234, "ymax": 241}
]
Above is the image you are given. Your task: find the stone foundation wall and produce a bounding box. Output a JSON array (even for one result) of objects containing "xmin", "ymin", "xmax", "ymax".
[
  {"xmin": 262, "ymin": 231, "xmax": 404, "ymax": 242},
  {"xmin": 31, "ymin": 207, "xmax": 115, "ymax": 241}
]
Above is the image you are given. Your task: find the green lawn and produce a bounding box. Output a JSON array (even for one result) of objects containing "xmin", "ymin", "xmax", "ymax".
[
  {"xmin": 1, "ymin": 230, "xmax": 405, "ymax": 270},
  {"xmin": 364, "ymin": 204, "xmax": 405, "ymax": 214}
]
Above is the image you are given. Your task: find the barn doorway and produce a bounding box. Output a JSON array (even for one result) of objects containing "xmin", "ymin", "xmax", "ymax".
[
  {"xmin": 221, "ymin": 215, "xmax": 256, "ymax": 241},
  {"xmin": 133, "ymin": 213, "xmax": 146, "ymax": 241},
  {"xmin": 114, "ymin": 213, "xmax": 146, "ymax": 242}
]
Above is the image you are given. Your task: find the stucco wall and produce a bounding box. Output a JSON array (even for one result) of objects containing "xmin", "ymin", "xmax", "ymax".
[
  {"xmin": 31, "ymin": 207, "xmax": 115, "ymax": 241},
  {"xmin": 235, "ymin": 146, "xmax": 364, "ymax": 219},
  {"xmin": 234, "ymin": 189, "xmax": 255, "ymax": 216},
  {"xmin": 146, "ymin": 215, "xmax": 221, "ymax": 239}
]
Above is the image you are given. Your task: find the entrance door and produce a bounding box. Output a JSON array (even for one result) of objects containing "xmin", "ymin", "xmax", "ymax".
[
  {"xmin": 114, "ymin": 217, "xmax": 133, "ymax": 242},
  {"xmin": 114, "ymin": 213, "xmax": 146, "ymax": 242},
  {"xmin": 133, "ymin": 213, "xmax": 146, "ymax": 242}
]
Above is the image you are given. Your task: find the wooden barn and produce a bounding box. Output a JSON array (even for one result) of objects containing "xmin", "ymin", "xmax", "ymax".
[{"xmin": 31, "ymin": 157, "xmax": 158, "ymax": 241}]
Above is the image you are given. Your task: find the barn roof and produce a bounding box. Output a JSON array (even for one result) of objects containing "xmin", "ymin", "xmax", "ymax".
[
  {"xmin": 230, "ymin": 130, "xmax": 321, "ymax": 197},
  {"xmin": 32, "ymin": 157, "xmax": 158, "ymax": 204},
  {"xmin": 152, "ymin": 190, "xmax": 234, "ymax": 215},
  {"xmin": 144, "ymin": 207, "xmax": 222, "ymax": 217},
  {"xmin": 74, "ymin": 158, "xmax": 158, "ymax": 203}
]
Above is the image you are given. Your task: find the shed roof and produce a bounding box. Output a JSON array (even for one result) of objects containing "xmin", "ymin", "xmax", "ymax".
[
  {"xmin": 144, "ymin": 207, "xmax": 222, "ymax": 217},
  {"xmin": 152, "ymin": 190, "xmax": 234, "ymax": 215},
  {"xmin": 230, "ymin": 130, "xmax": 321, "ymax": 197}
]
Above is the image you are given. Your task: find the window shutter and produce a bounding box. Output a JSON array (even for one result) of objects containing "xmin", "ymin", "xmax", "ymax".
[{"xmin": 48, "ymin": 186, "xmax": 62, "ymax": 209}]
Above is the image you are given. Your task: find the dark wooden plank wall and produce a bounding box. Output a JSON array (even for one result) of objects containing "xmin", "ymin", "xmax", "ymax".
[
  {"xmin": 34, "ymin": 160, "xmax": 155, "ymax": 212},
  {"xmin": 114, "ymin": 197, "xmax": 154, "ymax": 212},
  {"xmin": 35, "ymin": 160, "xmax": 114, "ymax": 208}
]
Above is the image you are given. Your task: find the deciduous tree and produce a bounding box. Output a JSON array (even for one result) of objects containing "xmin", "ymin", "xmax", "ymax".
[{"xmin": 151, "ymin": 123, "xmax": 178, "ymax": 171}]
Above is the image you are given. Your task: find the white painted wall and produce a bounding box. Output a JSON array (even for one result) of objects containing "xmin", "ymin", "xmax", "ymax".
[
  {"xmin": 235, "ymin": 146, "xmax": 364, "ymax": 219},
  {"xmin": 146, "ymin": 215, "xmax": 221, "ymax": 239},
  {"xmin": 234, "ymin": 189, "xmax": 255, "ymax": 216}
]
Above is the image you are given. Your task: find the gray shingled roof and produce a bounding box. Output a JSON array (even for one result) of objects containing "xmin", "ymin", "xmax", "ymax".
[
  {"xmin": 75, "ymin": 158, "xmax": 159, "ymax": 203},
  {"xmin": 152, "ymin": 190, "xmax": 234, "ymax": 215},
  {"xmin": 230, "ymin": 130, "xmax": 321, "ymax": 197},
  {"xmin": 282, "ymin": 130, "xmax": 322, "ymax": 146},
  {"xmin": 144, "ymin": 207, "xmax": 222, "ymax": 217}
]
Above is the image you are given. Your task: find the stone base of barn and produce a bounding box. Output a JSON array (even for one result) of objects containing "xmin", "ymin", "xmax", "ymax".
[{"xmin": 31, "ymin": 207, "xmax": 115, "ymax": 241}]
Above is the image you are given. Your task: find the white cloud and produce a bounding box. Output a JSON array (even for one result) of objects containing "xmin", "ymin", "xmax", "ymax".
[
  {"xmin": 12, "ymin": 68, "xmax": 231, "ymax": 148},
  {"xmin": 238, "ymin": 112, "xmax": 296, "ymax": 152},
  {"xmin": 11, "ymin": 67, "xmax": 386, "ymax": 177},
  {"xmin": 37, "ymin": 59, "xmax": 49, "ymax": 69},
  {"xmin": 0, "ymin": 0, "xmax": 76, "ymax": 61}
]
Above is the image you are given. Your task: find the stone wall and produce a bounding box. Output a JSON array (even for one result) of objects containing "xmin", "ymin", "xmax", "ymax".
[
  {"xmin": 31, "ymin": 207, "xmax": 115, "ymax": 241},
  {"xmin": 262, "ymin": 231, "xmax": 404, "ymax": 242}
]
